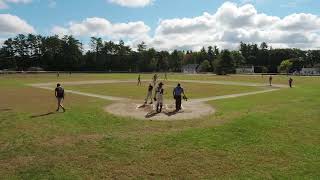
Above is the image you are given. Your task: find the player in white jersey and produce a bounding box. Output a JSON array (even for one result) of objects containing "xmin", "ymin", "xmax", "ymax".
[{"xmin": 154, "ymin": 82, "xmax": 164, "ymax": 113}]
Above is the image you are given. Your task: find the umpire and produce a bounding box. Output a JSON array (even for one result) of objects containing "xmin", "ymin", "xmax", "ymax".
[{"xmin": 173, "ymin": 83, "xmax": 186, "ymax": 111}]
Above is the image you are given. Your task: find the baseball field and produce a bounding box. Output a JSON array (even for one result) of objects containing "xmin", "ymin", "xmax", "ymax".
[{"xmin": 0, "ymin": 73, "xmax": 319, "ymax": 179}]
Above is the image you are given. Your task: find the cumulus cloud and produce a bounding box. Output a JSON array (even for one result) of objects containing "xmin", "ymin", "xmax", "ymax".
[
  {"xmin": 0, "ymin": 38, "xmax": 4, "ymax": 47},
  {"xmin": 51, "ymin": 17, "xmax": 150, "ymax": 40},
  {"xmin": 107, "ymin": 0, "xmax": 153, "ymax": 7},
  {"xmin": 0, "ymin": 0, "xmax": 32, "ymax": 9},
  {"xmin": 147, "ymin": 1, "xmax": 320, "ymax": 50},
  {"xmin": 51, "ymin": 1, "xmax": 320, "ymax": 51},
  {"xmin": 0, "ymin": 14, "xmax": 36, "ymax": 35}
]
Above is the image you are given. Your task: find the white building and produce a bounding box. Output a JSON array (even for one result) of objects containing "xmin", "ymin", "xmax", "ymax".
[
  {"xmin": 300, "ymin": 67, "xmax": 320, "ymax": 75},
  {"xmin": 236, "ymin": 66, "xmax": 255, "ymax": 74},
  {"xmin": 182, "ymin": 64, "xmax": 199, "ymax": 74}
]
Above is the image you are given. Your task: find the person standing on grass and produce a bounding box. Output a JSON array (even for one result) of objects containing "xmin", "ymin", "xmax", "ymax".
[
  {"xmin": 154, "ymin": 82, "xmax": 164, "ymax": 113},
  {"xmin": 137, "ymin": 74, "xmax": 142, "ymax": 86},
  {"xmin": 144, "ymin": 84, "xmax": 153, "ymax": 104},
  {"xmin": 55, "ymin": 83, "xmax": 66, "ymax": 112},
  {"xmin": 269, "ymin": 75, "xmax": 273, "ymax": 86},
  {"xmin": 152, "ymin": 74, "xmax": 158, "ymax": 86},
  {"xmin": 173, "ymin": 83, "xmax": 186, "ymax": 111},
  {"xmin": 289, "ymin": 77, "xmax": 293, "ymax": 88},
  {"xmin": 164, "ymin": 72, "xmax": 168, "ymax": 80}
]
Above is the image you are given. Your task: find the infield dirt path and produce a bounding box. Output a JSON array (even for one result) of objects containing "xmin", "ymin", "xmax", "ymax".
[{"xmin": 29, "ymin": 79, "xmax": 286, "ymax": 120}]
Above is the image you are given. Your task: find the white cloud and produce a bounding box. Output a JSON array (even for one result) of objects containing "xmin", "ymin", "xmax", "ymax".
[
  {"xmin": 51, "ymin": 1, "xmax": 320, "ymax": 51},
  {"xmin": 0, "ymin": 0, "xmax": 32, "ymax": 9},
  {"xmin": 0, "ymin": 14, "xmax": 36, "ymax": 35},
  {"xmin": 0, "ymin": 38, "xmax": 4, "ymax": 47},
  {"xmin": 146, "ymin": 1, "xmax": 320, "ymax": 50},
  {"xmin": 107, "ymin": 0, "xmax": 153, "ymax": 7},
  {"xmin": 51, "ymin": 17, "xmax": 150, "ymax": 40}
]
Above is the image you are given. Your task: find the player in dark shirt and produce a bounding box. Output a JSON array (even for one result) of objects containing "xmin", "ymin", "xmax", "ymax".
[
  {"xmin": 269, "ymin": 75, "xmax": 273, "ymax": 86},
  {"xmin": 173, "ymin": 83, "xmax": 186, "ymax": 111},
  {"xmin": 55, "ymin": 83, "xmax": 66, "ymax": 112},
  {"xmin": 144, "ymin": 84, "xmax": 153, "ymax": 104},
  {"xmin": 137, "ymin": 74, "xmax": 141, "ymax": 86},
  {"xmin": 289, "ymin": 77, "xmax": 293, "ymax": 88}
]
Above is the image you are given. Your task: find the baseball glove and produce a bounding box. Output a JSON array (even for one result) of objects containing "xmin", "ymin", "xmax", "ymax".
[{"xmin": 183, "ymin": 95, "xmax": 188, "ymax": 101}]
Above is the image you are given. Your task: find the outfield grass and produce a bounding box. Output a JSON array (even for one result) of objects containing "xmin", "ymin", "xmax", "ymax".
[
  {"xmin": 64, "ymin": 81, "xmax": 262, "ymax": 100},
  {"xmin": 0, "ymin": 72, "xmax": 300, "ymax": 85},
  {"xmin": 0, "ymin": 73, "xmax": 319, "ymax": 179}
]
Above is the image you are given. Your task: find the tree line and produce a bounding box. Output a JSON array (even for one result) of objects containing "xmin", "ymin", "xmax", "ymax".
[{"xmin": 0, "ymin": 34, "xmax": 319, "ymax": 74}]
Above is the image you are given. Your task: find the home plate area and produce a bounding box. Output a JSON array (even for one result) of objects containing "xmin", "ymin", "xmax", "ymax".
[{"xmin": 105, "ymin": 101, "xmax": 215, "ymax": 121}]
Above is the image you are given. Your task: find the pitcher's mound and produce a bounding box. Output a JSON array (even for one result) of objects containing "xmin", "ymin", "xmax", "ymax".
[{"xmin": 105, "ymin": 101, "xmax": 215, "ymax": 120}]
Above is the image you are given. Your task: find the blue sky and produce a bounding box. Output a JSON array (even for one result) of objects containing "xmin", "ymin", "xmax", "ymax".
[{"xmin": 0, "ymin": 0, "xmax": 320, "ymax": 50}]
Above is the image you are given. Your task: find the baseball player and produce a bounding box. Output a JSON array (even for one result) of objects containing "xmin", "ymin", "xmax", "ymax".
[
  {"xmin": 152, "ymin": 74, "xmax": 158, "ymax": 86},
  {"xmin": 55, "ymin": 83, "xmax": 66, "ymax": 112},
  {"xmin": 289, "ymin": 77, "xmax": 293, "ymax": 88},
  {"xmin": 144, "ymin": 84, "xmax": 153, "ymax": 104},
  {"xmin": 173, "ymin": 83, "xmax": 187, "ymax": 111},
  {"xmin": 269, "ymin": 75, "xmax": 273, "ymax": 86},
  {"xmin": 154, "ymin": 82, "xmax": 164, "ymax": 113},
  {"xmin": 137, "ymin": 74, "xmax": 142, "ymax": 86}
]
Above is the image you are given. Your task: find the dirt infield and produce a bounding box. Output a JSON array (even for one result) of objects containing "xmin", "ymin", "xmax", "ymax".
[
  {"xmin": 105, "ymin": 100, "xmax": 214, "ymax": 121},
  {"xmin": 29, "ymin": 79, "xmax": 286, "ymax": 121}
]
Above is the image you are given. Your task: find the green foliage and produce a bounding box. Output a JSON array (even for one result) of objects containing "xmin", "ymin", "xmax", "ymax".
[
  {"xmin": 215, "ymin": 50, "xmax": 235, "ymax": 75},
  {"xmin": 279, "ymin": 59, "xmax": 294, "ymax": 73},
  {"xmin": 231, "ymin": 50, "xmax": 245, "ymax": 66},
  {"xmin": 199, "ymin": 60, "xmax": 211, "ymax": 72},
  {"xmin": 1, "ymin": 35, "xmax": 320, "ymax": 73}
]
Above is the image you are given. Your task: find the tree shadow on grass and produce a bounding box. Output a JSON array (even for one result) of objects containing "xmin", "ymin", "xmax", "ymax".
[{"xmin": 30, "ymin": 112, "xmax": 56, "ymax": 118}]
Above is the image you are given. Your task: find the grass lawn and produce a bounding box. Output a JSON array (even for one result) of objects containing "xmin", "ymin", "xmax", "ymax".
[
  {"xmin": 0, "ymin": 73, "xmax": 319, "ymax": 179},
  {"xmin": 64, "ymin": 81, "xmax": 263, "ymax": 100}
]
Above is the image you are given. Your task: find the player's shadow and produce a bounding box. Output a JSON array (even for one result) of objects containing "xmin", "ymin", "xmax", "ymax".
[
  {"xmin": 30, "ymin": 112, "xmax": 55, "ymax": 118},
  {"xmin": 0, "ymin": 108, "xmax": 12, "ymax": 112},
  {"xmin": 164, "ymin": 110, "xmax": 183, "ymax": 117},
  {"xmin": 138, "ymin": 104, "xmax": 147, "ymax": 108},
  {"xmin": 145, "ymin": 110, "xmax": 160, "ymax": 118}
]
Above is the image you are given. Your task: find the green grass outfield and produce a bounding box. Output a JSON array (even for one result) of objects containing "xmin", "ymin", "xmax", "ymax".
[{"xmin": 0, "ymin": 73, "xmax": 319, "ymax": 179}]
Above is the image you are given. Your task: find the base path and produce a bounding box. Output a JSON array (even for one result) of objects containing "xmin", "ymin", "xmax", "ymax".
[{"xmin": 29, "ymin": 79, "xmax": 286, "ymax": 120}]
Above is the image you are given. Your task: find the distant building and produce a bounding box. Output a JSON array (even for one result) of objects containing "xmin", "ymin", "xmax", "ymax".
[
  {"xmin": 27, "ymin": 67, "xmax": 44, "ymax": 71},
  {"xmin": 236, "ymin": 66, "xmax": 255, "ymax": 74},
  {"xmin": 300, "ymin": 67, "xmax": 320, "ymax": 75},
  {"xmin": 182, "ymin": 64, "xmax": 199, "ymax": 74}
]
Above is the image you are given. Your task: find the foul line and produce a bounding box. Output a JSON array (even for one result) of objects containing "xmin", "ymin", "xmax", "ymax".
[{"xmin": 29, "ymin": 80, "xmax": 286, "ymax": 103}]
